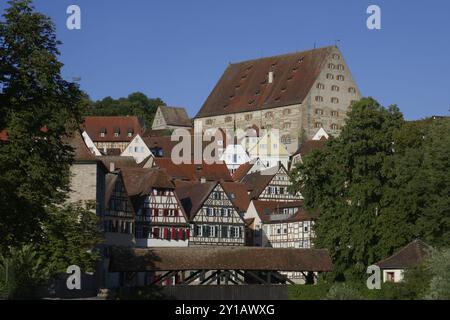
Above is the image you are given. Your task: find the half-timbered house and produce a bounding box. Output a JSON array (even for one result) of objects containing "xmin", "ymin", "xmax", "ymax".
[
  {"xmin": 103, "ymin": 172, "xmax": 136, "ymax": 247},
  {"xmin": 242, "ymin": 165, "xmax": 302, "ymax": 201},
  {"xmin": 120, "ymin": 168, "xmax": 190, "ymax": 248},
  {"xmin": 175, "ymin": 181, "xmax": 249, "ymax": 246},
  {"xmin": 245, "ymin": 200, "xmax": 317, "ymax": 283}
]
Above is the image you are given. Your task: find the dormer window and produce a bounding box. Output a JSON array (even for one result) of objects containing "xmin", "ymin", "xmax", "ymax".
[
  {"xmin": 100, "ymin": 128, "xmax": 107, "ymax": 137},
  {"xmin": 127, "ymin": 128, "xmax": 134, "ymax": 137},
  {"xmin": 113, "ymin": 128, "xmax": 120, "ymax": 137}
]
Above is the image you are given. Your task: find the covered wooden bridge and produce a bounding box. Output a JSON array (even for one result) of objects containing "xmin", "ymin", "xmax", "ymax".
[{"xmin": 108, "ymin": 246, "xmax": 333, "ymax": 286}]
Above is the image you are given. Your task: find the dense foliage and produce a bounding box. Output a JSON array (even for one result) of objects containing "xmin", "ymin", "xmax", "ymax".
[
  {"xmin": 0, "ymin": 0, "xmax": 85, "ymax": 248},
  {"xmin": 290, "ymin": 97, "xmax": 450, "ymax": 280},
  {"xmin": 0, "ymin": 0, "xmax": 100, "ymax": 298},
  {"xmin": 85, "ymin": 92, "xmax": 165, "ymax": 128}
]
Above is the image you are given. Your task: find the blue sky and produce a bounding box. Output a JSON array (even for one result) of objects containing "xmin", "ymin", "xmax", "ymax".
[{"xmin": 1, "ymin": 0, "xmax": 450, "ymax": 120}]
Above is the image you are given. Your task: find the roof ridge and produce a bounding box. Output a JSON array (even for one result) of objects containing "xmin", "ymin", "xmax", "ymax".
[{"xmin": 229, "ymin": 45, "xmax": 335, "ymax": 66}]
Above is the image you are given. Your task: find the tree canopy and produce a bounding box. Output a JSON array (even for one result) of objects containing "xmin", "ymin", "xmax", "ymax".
[
  {"xmin": 290, "ymin": 98, "xmax": 450, "ymax": 280},
  {"xmin": 85, "ymin": 92, "xmax": 165, "ymax": 128}
]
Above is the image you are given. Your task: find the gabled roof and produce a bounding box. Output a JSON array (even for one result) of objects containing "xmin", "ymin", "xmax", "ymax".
[
  {"xmin": 158, "ymin": 106, "xmax": 191, "ymax": 127},
  {"xmin": 221, "ymin": 181, "xmax": 251, "ymax": 213},
  {"xmin": 232, "ymin": 162, "xmax": 253, "ymax": 181},
  {"xmin": 154, "ymin": 158, "xmax": 233, "ymax": 182},
  {"xmin": 66, "ymin": 131, "xmax": 97, "ymax": 162},
  {"xmin": 175, "ymin": 181, "xmax": 217, "ymax": 220},
  {"xmin": 252, "ymin": 200, "xmax": 314, "ymax": 224},
  {"xmin": 175, "ymin": 180, "xmax": 250, "ymax": 219},
  {"xmin": 241, "ymin": 170, "xmax": 276, "ymax": 199},
  {"xmin": 83, "ymin": 116, "xmax": 144, "ymax": 142},
  {"xmin": 196, "ymin": 46, "xmax": 334, "ymax": 118},
  {"xmin": 120, "ymin": 168, "xmax": 175, "ymax": 196},
  {"xmin": 375, "ymin": 240, "xmax": 431, "ymax": 270}
]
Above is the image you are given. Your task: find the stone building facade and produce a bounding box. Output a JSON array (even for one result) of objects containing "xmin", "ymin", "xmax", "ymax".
[{"xmin": 194, "ymin": 46, "xmax": 361, "ymax": 154}]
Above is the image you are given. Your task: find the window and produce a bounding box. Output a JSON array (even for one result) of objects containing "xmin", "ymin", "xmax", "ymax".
[
  {"xmin": 283, "ymin": 109, "xmax": 291, "ymax": 116},
  {"xmin": 315, "ymin": 109, "xmax": 324, "ymax": 115},
  {"xmin": 328, "ymin": 63, "xmax": 335, "ymax": 69},
  {"xmin": 332, "ymin": 54, "xmax": 340, "ymax": 60},
  {"xmin": 316, "ymin": 83, "xmax": 325, "ymax": 90},
  {"xmin": 315, "ymin": 122, "xmax": 323, "ymax": 128},
  {"xmin": 337, "ymin": 75, "xmax": 345, "ymax": 81},
  {"xmin": 331, "ymin": 123, "xmax": 339, "ymax": 130},
  {"xmin": 283, "ymin": 122, "xmax": 291, "ymax": 129},
  {"xmin": 100, "ymin": 132, "xmax": 105, "ymax": 137},
  {"xmin": 331, "ymin": 85, "xmax": 340, "ymax": 92},
  {"xmin": 348, "ymin": 87, "xmax": 356, "ymax": 94},
  {"xmin": 331, "ymin": 97, "xmax": 339, "ymax": 104},
  {"xmin": 265, "ymin": 112, "xmax": 273, "ymax": 119},
  {"xmin": 205, "ymin": 119, "xmax": 214, "ymax": 125},
  {"xmin": 337, "ymin": 64, "xmax": 345, "ymax": 71},
  {"xmin": 225, "ymin": 116, "xmax": 233, "ymax": 123},
  {"xmin": 326, "ymin": 73, "xmax": 334, "ymax": 80},
  {"xmin": 245, "ymin": 114, "xmax": 252, "ymax": 121},
  {"xmin": 281, "ymin": 135, "xmax": 291, "ymax": 144},
  {"xmin": 315, "ymin": 96, "xmax": 323, "ymax": 102},
  {"xmin": 331, "ymin": 110, "xmax": 339, "ymax": 117},
  {"xmin": 386, "ymin": 272, "xmax": 395, "ymax": 282}
]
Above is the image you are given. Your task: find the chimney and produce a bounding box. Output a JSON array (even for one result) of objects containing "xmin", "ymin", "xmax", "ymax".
[
  {"xmin": 268, "ymin": 71, "xmax": 274, "ymax": 84},
  {"xmin": 110, "ymin": 162, "xmax": 115, "ymax": 172}
]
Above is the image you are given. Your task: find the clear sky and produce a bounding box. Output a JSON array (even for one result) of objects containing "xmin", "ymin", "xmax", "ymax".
[{"xmin": 1, "ymin": 0, "xmax": 450, "ymax": 120}]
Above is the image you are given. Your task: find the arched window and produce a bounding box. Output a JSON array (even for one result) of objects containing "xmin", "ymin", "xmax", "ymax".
[
  {"xmin": 326, "ymin": 73, "xmax": 334, "ymax": 80},
  {"xmin": 315, "ymin": 96, "xmax": 323, "ymax": 102},
  {"xmin": 348, "ymin": 87, "xmax": 356, "ymax": 94},
  {"xmin": 337, "ymin": 64, "xmax": 345, "ymax": 71},
  {"xmin": 317, "ymin": 83, "xmax": 325, "ymax": 90},
  {"xmin": 331, "ymin": 97, "xmax": 339, "ymax": 104},
  {"xmin": 315, "ymin": 122, "xmax": 323, "ymax": 128},
  {"xmin": 332, "ymin": 85, "xmax": 340, "ymax": 92},
  {"xmin": 337, "ymin": 75, "xmax": 345, "ymax": 81},
  {"xmin": 331, "ymin": 123, "xmax": 339, "ymax": 130},
  {"xmin": 315, "ymin": 109, "xmax": 324, "ymax": 115}
]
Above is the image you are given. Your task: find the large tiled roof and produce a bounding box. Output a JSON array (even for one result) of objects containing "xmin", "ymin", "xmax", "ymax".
[
  {"xmin": 109, "ymin": 246, "xmax": 333, "ymax": 272},
  {"xmin": 232, "ymin": 162, "xmax": 253, "ymax": 181},
  {"xmin": 83, "ymin": 116, "xmax": 144, "ymax": 142},
  {"xmin": 196, "ymin": 46, "xmax": 334, "ymax": 118},
  {"xmin": 375, "ymin": 240, "xmax": 431, "ymax": 269},
  {"xmin": 154, "ymin": 158, "xmax": 233, "ymax": 182},
  {"xmin": 158, "ymin": 106, "xmax": 191, "ymax": 127}
]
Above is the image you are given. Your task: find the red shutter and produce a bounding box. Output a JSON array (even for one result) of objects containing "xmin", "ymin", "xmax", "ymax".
[
  {"xmin": 163, "ymin": 228, "xmax": 168, "ymax": 239},
  {"xmin": 172, "ymin": 227, "xmax": 176, "ymax": 240},
  {"xmin": 178, "ymin": 228, "xmax": 183, "ymax": 240}
]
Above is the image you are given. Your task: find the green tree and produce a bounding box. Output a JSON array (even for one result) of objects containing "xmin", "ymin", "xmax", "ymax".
[
  {"xmin": 426, "ymin": 248, "xmax": 450, "ymax": 299},
  {"xmin": 0, "ymin": 245, "xmax": 49, "ymax": 299},
  {"xmin": 0, "ymin": 0, "xmax": 84, "ymax": 248},
  {"xmin": 38, "ymin": 203, "xmax": 102, "ymax": 274},
  {"xmin": 290, "ymin": 98, "xmax": 404, "ymax": 280},
  {"xmin": 85, "ymin": 92, "xmax": 165, "ymax": 128}
]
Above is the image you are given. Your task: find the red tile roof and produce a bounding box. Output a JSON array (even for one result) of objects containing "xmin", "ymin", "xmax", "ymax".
[
  {"xmin": 196, "ymin": 46, "xmax": 334, "ymax": 118},
  {"xmin": 221, "ymin": 181, "xmax": 251, "ymax": 213},
  {"xmin": 232, "ymin": 162, "xmax": 253, "ymax": 181},
  {"xmin": 154, "ymin": 158, "xmax": 233, "ymax": 182},
  {"xmin": 0, "ymin": 130, "xmax": 8, "ymax": 142},
  {"xmin": 83, "ymin": 116, "xmax": 144, "ymax": 142}
]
